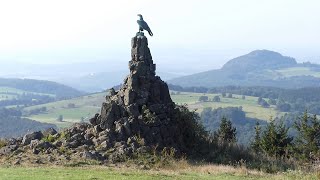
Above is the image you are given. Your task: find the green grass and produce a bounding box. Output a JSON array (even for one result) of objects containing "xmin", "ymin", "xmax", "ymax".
[
  {"xmin": 1, "ymin": 166, "xmax": 215, "ymax": 180},
  {"xmin": 275, "ymin": 67, "xmax": 320, "ymax": 78},
  {"xmin": 0, "ymin": 166, "xmax": 317, "ymax": 180},
  {"xmin": 24, "ymin": 93, "xmax": 105, "ymax": 128}
]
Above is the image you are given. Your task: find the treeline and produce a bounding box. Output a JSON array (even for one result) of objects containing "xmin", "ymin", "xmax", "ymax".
[
  {"xmin": 0, "ymin": 78, "xmax": 84, "ymax": 99},
  {"xmin": 169, "ymin": 84, "xmax": 320, "ymax": 114},
  {"xmin": 0, "ymin": 93, "xmax": 55, "ymax": 107},
  {"xmin": 250, "ymin": 111, "xmax": 320, "ymax": 165},
  {"xmin": 200, "ymin": 106, "xmax": 267, "ymax": 145},
  {"xmin": 168, "ymin": 84, "xmax": 281, "ymax": 98},
  {"xmin": 202, "ymin": 109, "xmax": 320, "ymax": 172}
]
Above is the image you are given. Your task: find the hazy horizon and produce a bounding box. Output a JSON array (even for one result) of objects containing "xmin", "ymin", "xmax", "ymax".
[{"xmin": 0, "ymin": 0, "xmax": 319, "ymax": 72}]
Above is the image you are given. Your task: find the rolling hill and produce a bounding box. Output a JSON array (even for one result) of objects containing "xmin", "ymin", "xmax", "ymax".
[
  {"xmin": 0, "ymin": 78, "xmax": 84, "ymax": 99},
  {"xmin": 168, "ymin": 50, "xmax": 320, "ymax": 88}
]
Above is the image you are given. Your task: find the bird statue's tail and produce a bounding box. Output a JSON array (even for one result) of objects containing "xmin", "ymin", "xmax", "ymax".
[{"xmin": 148, "ymin": 30, "xmax": 153, "ymax": 36}]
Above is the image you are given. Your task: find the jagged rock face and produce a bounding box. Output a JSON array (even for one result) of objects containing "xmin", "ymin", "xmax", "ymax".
[{"xmin": 92, "ymin": 35, "xmax": 184, "ymax": 152}]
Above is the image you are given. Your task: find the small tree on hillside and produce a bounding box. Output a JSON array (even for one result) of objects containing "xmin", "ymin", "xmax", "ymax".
[
  {"xmin": 227, "ymin": 93, "xmax": 233, "ymax": 98},
  {"xmin": 260, "ymin": 100, "xmax": 270, "ymax": 108},
  {"xmin": 214, "ymin": 117, "xmax": 237, "ymax": 144},
  {"xmin": 222, "ymin": 92, "xmax": 226, "ymax": 97},
  {"xmin": 276, "ymin": 99, "xmax": 291, "ymax": 112},
  {"xmin": 268, "ymin": 98, "xmax": 277, "ymax": 105},
  {"xmin": 294, "ymin": 111, "xmax": 320, "ymax": 160},
  {"xmin": 198, "ymin": 96, "xmax": 209, "ymax": 102},
  {"xmin": 57, "ymin": 115, "xmax": 63, "ymax": 122},
  {"xmin": 212, "ymin": 96, "xmax": 221, "ymax": 102}
]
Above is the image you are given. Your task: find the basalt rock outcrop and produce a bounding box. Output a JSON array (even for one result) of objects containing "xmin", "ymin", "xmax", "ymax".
[{"xmin": 90, "ymin": 34, "xmax": 187, "ymax": 153}]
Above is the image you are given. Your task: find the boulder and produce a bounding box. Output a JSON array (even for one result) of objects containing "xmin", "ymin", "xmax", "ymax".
[
  {"xmin": 43, "ymin": 128, "xmax": 58, "ymax": 137},
  {"xmin": 22, "ymin": 131, "xmax": 43, "ymax": 145},
  {"xmin": 0, "ymin": 145, "xmax": 18, "ymax": 155}
]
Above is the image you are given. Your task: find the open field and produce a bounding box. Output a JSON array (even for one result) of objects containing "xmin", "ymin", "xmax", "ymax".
[
  {"xmin": 275, "ymin": 67, "xmax": 320, "ymax": 78},
  {"xmin": 23, "ymin": 92, "xmax": 105, "ymax": 128},
  {"xmin": 171, "ymin": 92, "xmax": 282, "ymax": 120},
  {"xmin": 0, "ymin": 165, "xmax": 318, "ymax": 180},
  {"xmin": 24, "ymin": 91, "xmax": 283, "ymax": 128}
]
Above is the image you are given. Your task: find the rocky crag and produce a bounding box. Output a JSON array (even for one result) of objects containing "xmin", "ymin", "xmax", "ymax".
[{"xmin": 0, "ymin": 34, "xmax": 201, "ymax": 165}]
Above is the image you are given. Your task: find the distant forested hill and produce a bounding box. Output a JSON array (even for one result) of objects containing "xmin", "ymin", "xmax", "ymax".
[
  {"xmin": 168, "ymin": 50, "xmax": 320, "ymax": 88},
  {"xmin": 0, "ymin": 108, "xmax": 57, "ymax": 138},
  {"xmin": 0, "ymin": 78, "xmax": 84, "ymax": 99}
]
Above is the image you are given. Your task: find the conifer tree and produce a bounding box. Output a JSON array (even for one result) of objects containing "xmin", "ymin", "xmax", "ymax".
[
  {"xmin": 294, "ymin": 111, "xmax": 320, "ymax": 160},
  {"xmin": 251, "ymin": 121, "xmax": 261, "ymax": 153},
  {"xmin": 214, "ymin": 117, "xmax": 237, "ymax": 144},
  {"xmin": 260, "ymin": 118, "xmax": 293, "ymax": 157}
]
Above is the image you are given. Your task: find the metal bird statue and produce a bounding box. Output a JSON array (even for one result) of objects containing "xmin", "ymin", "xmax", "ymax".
[{"xmin": 137, "ymin": 14, "xmax": 153, "ymax": 36}]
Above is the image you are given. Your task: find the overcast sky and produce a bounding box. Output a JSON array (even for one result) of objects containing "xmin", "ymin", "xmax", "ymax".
[{"xmin": 0, "ymin": 0, "xmax": 319, "ymax": 70}]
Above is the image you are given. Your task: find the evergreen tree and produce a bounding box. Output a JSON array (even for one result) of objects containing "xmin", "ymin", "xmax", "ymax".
[
  {"xmin": 260, "ymin": 118, "xmax": 293, "ymax": 157},
  {"xmin": 251, "ymin": 121, "xmax": 261, "ymax": 153},
  {"xmin": 198, "ymin": 96, "xmax": 209, "ymax": 102},
  {"xmin": 214, "ymin": 117, "xmax": 237, "ymax": 144},
  {"xmin": 294, "ymin": 111, "xmax": 320, "ymax": 160},
  {"xmin": 212, "ymin": 95, "xmax": 221, "ymax": 102},
  {"xmin": 257, "ymin": 97, "xmax": 263, "ymax": 104}
]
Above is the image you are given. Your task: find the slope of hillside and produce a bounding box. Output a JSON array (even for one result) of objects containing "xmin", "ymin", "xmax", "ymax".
[
  {"xmin": 0, "ymin": 78, "xmax": 84, "ymax": 98},
  {"xmin": 168, "ymin": 50, "xmax": 320, "ymax": 88}
]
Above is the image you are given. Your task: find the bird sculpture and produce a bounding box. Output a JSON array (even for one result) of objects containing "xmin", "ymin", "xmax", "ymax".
[{"xmin": 137, "ymin": 14, "xmax": 153, "ymax": 36}]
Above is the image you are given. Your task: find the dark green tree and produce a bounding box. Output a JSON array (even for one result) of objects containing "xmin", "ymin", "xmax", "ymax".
[
  {"xmin": 251, "ymin": 121, "xmax": 261, "ymax": 153},
  {"xmin": 260, "ymin": 118, "xmax": 293, "ymax": 157},
  {"xmin": 198, "ymin": 96, "xmax": 209, "ymax": 102},
  {"xmin": 260, "ymin": 100, "xmax": 270, "ymax": 108},
  {"xmin": 276, "ymin": 99, "xmax": 291, "ymax": 112},
  {"xmin": 214, "ymin": 117, "xmax": 237, "ymax": 144},
  {"xmin": 212, "ymin": 96, "xmax": 221, "ymax": 102},
  {"xmin": 294, "ymin": 111, "xmax": 320, "ymax": 160},
  {"xmin": 268, "ymin": 98, "xmax": 277, "ymax": 105},
  {"xmin": 57, "ymin": 115, "xmax": 63, "ymax": 122}
]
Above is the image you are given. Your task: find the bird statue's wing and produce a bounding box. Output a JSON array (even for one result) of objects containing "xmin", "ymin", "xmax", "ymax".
[{"xmin": 137, "ymin": 20, "xmax": 152, "ymax": 33}]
